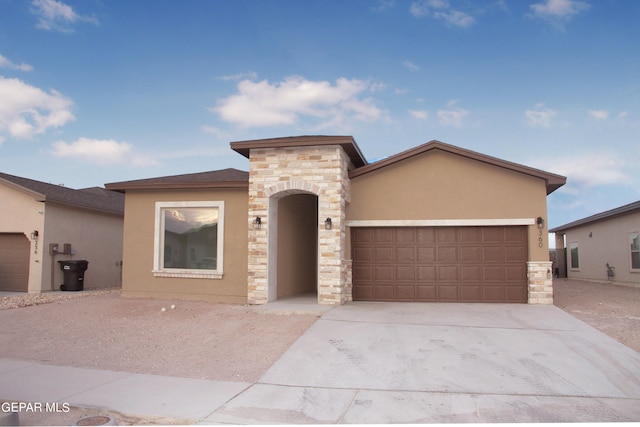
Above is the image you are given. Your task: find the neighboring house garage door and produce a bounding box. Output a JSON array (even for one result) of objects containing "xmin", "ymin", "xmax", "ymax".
[
  {"xmin": 0, "ymin": 233, "xmax": 30, "ymax": 292},
  {"xmin": 352, "ymin": 226, "xmax": 528, "ymax": 303}
]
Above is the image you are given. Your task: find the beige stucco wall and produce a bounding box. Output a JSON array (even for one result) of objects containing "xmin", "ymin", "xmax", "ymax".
[
  {"xmin": 347, "ymin": 149, "xmax": 550, "ymax": 262},
  {"xmin": 0, "ymin": 182, "xmax": 123, "ymax": 292},
  {"xmin": 44, "ymin": 203, "xmax": 123, "ymax": 291},
  {"xmin": 562, "ymin": 211, "xmax": 640, "ymax": 285},
  {"xmin": 120, "ymin": 188, "xmax": 248, "ymax": 303}
]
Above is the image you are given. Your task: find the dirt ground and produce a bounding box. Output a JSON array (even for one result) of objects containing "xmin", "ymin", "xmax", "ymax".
[
  {"xmin": 553, "ymin": 278, "xmax": 640, "ymax": 352},
  {"xmin": 1, "ymin": 279, "xmax": 639, "ymax": 425},
  {"xmin": 0, "ymin": 292, "xmax": 319, "ymax": 425}
]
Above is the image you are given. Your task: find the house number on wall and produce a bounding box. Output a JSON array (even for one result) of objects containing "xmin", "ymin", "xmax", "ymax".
[{"xmin": 538, "ymin": 229, "xmax": 544, "ymax": 248}]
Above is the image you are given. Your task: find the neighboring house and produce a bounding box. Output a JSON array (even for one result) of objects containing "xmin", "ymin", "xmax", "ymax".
[
  {"xmin": 106, "ymin": 136, "xmax": 566, "ymax": 305},
  {"xmin": 0, "ymin": 172, "xmax": 124, "ymax": 293},
  {"xmin": 550, "ymin": 200, "xmax": 640, "ymax": 285}
]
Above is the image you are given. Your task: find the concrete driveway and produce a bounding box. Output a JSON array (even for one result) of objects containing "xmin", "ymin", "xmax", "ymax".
[{"xmin": 207, "ymin": 302, "xmax": 640, "ymax": 423}]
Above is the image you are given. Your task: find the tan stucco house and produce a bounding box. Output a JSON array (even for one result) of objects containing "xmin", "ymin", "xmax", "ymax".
[
  {"xmin": 551, "ymin": 200, "xmax": 640, "ymax": 285},
  {"xmin": 106, "ymin": 136, "xmax": 566, "ymax": 305},
  {"xmin": 0, "ymin": 172, "xmax": 124, "ymax": 293}
]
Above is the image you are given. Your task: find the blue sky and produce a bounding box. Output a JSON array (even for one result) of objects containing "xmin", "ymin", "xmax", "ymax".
[{"xmin": 0, "ymin": 0, "xmax": 638, "ymax": 231}]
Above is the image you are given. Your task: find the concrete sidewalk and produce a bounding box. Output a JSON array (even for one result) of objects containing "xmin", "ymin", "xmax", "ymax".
[{"xmin": 1, "ymin": 303, "xmax": 640, "ymax": 424}]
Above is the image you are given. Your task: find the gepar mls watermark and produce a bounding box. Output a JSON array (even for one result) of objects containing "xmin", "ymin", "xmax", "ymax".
[{"xmin": 1, "ymin": 401, "xmax": 70, "ymax": 413}]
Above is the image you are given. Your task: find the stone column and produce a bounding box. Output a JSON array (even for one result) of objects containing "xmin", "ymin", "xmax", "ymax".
[{"xmin": 527, "ymin": 261, "xmax": 553, "ymax": 304}]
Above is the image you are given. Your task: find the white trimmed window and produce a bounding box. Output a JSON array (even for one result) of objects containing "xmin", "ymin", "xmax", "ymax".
[
  {"xmin": 569, "ymin": 241, "xmax": 580, "ymax": 270},
  {"xmin": 153, "ymin": 201, "xmax": 224, "ymax": 279},
  {"xmin": 630, "ymin": 232, "xmax": 640, "ymax": 271}
]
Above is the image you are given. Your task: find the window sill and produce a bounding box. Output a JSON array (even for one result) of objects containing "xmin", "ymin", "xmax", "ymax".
[{"xmin": 152, "ymin": 270, "xmax": 223, "ymax": 279}]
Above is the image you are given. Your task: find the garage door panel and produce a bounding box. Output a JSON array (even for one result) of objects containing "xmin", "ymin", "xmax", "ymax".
[
  {"xmin": 484, "ymin": 266, "xmax": 506, "ymax": 281},
  {"xmin": 395, "ymin": 285, "xmax": 416, "ymax": 300},
  {"xmin": 506, "ymin": 246, "xmax": 527, "ymax": 261},
  {"xmin": 396, "ymin": 266, "xmax": 416, "ymax": 281},
  {"xmin": 396, "ymin": 247, "xmax": 415, "ymax": 262},
  {"xmin": 437, "ymin": 228, "xmax": 457, "ymax": 243},
  {"xmin": 416, "ymin": 285, "xmax": 436, "ymax": 300},
  {"xmin": 396, "ymin": 228, "xmax": 417, "ymax": 243},
  {"xmin": 353, "ymin": 228, "xmax": 373, "ymax": 243},
  {"xmin": 418, "ymin": 266, "xmax": 436, "ymax": 281},
  {"xmin": 460, "ymin": 266, "xmax": 481, "ymax": 281},
  {"xmin": 483, "ymin": 247, "xmax": 506, "ymax": 262},
  {"xmin": 438, "ymin": 285, "xmax": 459, "ymax": 301},
  {"xmin": 375, "ymin": 266, "xmax": 394, "ymax": 281},
  {"xmin": 460, "ymin": 285, "xmax": 482, "ymax": 301},
  {"xmin": 438, "ymin": 247, "xmax": 458, "ymax": 262},
  {"xmin": 354, "ymin": 247, "xmax": 373, "ymax": 262},
  {"xmin": 375, "ymin": 247, "xmax": 394, "ymax": 262},
  {"xmin": 352, "ymin": 226, "xmax": 528, "ymax": 303},
  {"xmin": 506, "ymin": 286, "xmax": 527, "ymax": 301},
  {"xmin": 416, "ymin": 228, "xmax": 436, "ymax": 243},
  {"xmin": 438, "ymin": 266, "xmax": 458, "ymax": 281},
  {"xmin": 460, "ymin": 246, "xmax": 482, "ymax": 262},
  {"xmin": 483, "ymin": 228, "xmax": 505, "ymax": 242},
  {"xmin": 353, "ymin": 284, "xmax": 373, "ymax": 300},
  {"xmin": 375, "ymin": 228, "xmax": 394, "ymax": 242},
  {"xmin": 0, "ymin": 233, "xmax": 30, "ymax": 292},
  {"xmin": 353, "ymin": 265, "xmax": 373, "ymax": 281},
  {"xmin": 374, "ymin": 285, "xmax": 394, "ymax": 300},
  {"xmin": 417, "ymin": 247, "xmax": 436, "ymax": 262},
  {"xmin": 506, "ymin": 266, "xmax": 526, "ymax": 281},
  {"xmin": 459, "ymin": 227, "xmax": 483, "ymax": 242}
]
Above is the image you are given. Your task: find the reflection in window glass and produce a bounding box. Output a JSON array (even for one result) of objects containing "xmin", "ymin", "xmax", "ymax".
[
  {"xmin": 162, "ymin": 207, "xmax": 218, "ymax": 270},
  {"xmin": 570, "ymin": 242, "xmax": 579, "ymax": 269},
  {"xmin": 631, "ymin": 232, "xmax": 640, "ymax": 270}
]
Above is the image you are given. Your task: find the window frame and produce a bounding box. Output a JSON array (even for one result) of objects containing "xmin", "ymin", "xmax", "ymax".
[
  {"xmin": 630, "ymin": 231, "xmax": 640, "ymax": 272},
  {"xmin": 569, "ymin": 241, "xmax": 580, "ymax": 270},
  {"xmin": 153, "ymin": 201, "xmax": 224, "ymax": 279}
]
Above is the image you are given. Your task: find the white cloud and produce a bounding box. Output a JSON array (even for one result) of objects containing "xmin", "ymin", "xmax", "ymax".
[
  {"xmin": 217, "ymin": 71, "xmax": 258, "ymax": 82},
  {"xmin": 588, "ymin": 109, "xmax": 608, "ymax": 120},
  {"xmin": 525, "ymin": 104, "xmax": 557, "ymax": 127},
  {"xmin": 0, "ymin": 54, "xmax": 33, "ymax": 72},
  {"xmin": 31, "ymin": 0, "xmax": 98, "ymax": 32},
  {"xmin": 403, "ymin": 60, "xmax": 420, "ymax": 72},
  {"xmin": 529, "ymin": 0, "xmax": 590, "ymax": 28},
  {"xmin": 373, "ymin": 0, "xmax": 396, "ymax": 12},
  {"xmin": 437, "ymin": 101, "xmax": 469, "ymax": 126},
  {"xmin": 52, "ymin": 138, "xmax": 133, "ymax": 164},
  {"xmin": 410, "ymin": 0, "xmax": 475, "ymax": 27},
  {"xmin": 409, "ymin": 109, "xmax": 429, "ymax": 120},
  {"xmin": 0, "ymin": 76, "xmax": 74, "ymax": 141},
  {"xmin": 200, "ymin": 125, "xmax": 231, "ymax": 140},
  {"xmin": 542, "ymin": 152, "xmax": 631, "ymax": 189},
  {"xmin": 213, "ymin": 76, "xmax": 387, "ymax": 128}
]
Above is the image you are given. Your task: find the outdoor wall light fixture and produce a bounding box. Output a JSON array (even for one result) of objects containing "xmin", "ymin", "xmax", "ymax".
[
  {"xmin": 30, "ymin": 230, "xmax": 39, "ymax": 240},
  {"xmin": 253, "ymin": 216, "xmax": 262, "ymax": 230},
  {"xmin": 536, "ymin": 217, "xmax": 544, "ymax": 229},
  {"xmin": 325, "ymin": 218, "xmax": 332, "ymax": 230}
]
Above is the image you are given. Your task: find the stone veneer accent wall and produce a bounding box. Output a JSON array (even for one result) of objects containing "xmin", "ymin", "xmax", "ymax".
[
  {"xmin": 247, "ymin": 145, "xmax": 352, "ymax": 304},
  {"xmin": 527, "ymin": 261, "xmax": 553, "ymax": 304}
]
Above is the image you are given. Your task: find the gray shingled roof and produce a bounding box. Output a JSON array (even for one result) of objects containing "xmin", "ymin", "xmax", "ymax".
[
  {"xmin": 550, "ymin": 200, "xmax": 640, "ymax": 233},
  {"xmin": 0, "ymin": 172, "xmax": 124, "ymax": 216},
  {"xmin": 105, "ymin": 168, "xmax": 249, "ymax": 191}
]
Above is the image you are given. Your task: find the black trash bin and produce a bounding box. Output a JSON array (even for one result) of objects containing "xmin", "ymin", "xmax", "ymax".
[{"xmin": 59, "ymin": 260, "xmax": 89, "ymax": 291}]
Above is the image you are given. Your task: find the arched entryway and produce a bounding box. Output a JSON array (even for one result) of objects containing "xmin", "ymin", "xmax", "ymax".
[{"xmin": 269, "ymin": 192, "xmax": 318, "ymax": 300}]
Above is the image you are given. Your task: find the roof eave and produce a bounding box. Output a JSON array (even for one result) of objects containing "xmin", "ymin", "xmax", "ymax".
[
  {"xmin": 105, "ymin": 181, "xmax": 249, "ymax": 192},
  {"xmin": 230, "ymin": 135, "xmax": 367, "ymax": 168}
]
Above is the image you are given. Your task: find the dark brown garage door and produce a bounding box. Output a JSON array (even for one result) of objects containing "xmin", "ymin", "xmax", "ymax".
[
  {"xmin": 352, "ymin": 226, "xmax": 528, "ymax": 303},
  {"xmin": 0, "ymin": 233, "xmax": 30, "ymax": 292}
]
